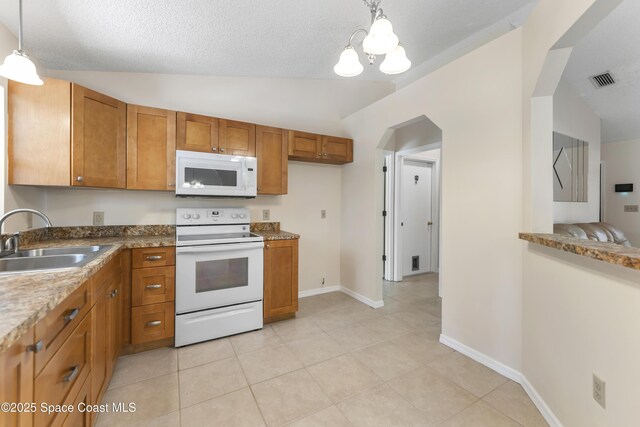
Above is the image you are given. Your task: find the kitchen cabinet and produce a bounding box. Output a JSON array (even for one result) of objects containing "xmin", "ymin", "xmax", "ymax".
[
  {"xmin": 176, "ymin": 112, "xmax": 219, "ymax": 153},
  {"xmin": 0, "ymin": 327, "xmax": 34, "ymax": 427},
  {"xmin": 127, "ymin": 105, "xmax": 177, "ymax": 190},
  {"xmin": 256, "ymin": 126, "xmax": 288, "ymax": 195},
  {"xmin": 91, "ymin": 254, "xmax": 123, "ymax": 407},
  {"xmin": 8, "ymin": 78, "xmax": 127, "ymax": 188},
  {"xmin": 219, "ymin": 119, "xmax": 256, "ymax": 156},
  {"xmin": 129, "ymin": 248, "xmax": 176, "ymax": 347},
  {"xmin": 263, "ymin": 239, "xmax": 299, "ymax": 323},
  {"xmin": 288, "ymin": 130, "xmax": 353, "ymax": 165}
]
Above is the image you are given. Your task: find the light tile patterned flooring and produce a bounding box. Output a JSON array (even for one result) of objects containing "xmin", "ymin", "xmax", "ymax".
[{"xmin": 97, "ymin": 274, "xmax": 548, "ymax": 426}]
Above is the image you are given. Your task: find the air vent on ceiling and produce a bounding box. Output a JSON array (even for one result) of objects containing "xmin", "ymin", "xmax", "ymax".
[{"xmin": 589, "ymin": 72, "xmax": 615, "ymax": 88}]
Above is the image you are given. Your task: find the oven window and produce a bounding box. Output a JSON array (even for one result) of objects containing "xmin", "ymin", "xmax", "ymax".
[
  {"xmin": 185, "ymin": 167, "xmax": 238, "ymax": 187},
  {"xmin": 195, "ymin": 258, "xmax": 248, "ymax": 292}
]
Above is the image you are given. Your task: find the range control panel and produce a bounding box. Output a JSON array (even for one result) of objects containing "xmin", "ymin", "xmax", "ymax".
[{"xmin": 176, "ymin": 208, "xmax": 250, "ymax": 225}]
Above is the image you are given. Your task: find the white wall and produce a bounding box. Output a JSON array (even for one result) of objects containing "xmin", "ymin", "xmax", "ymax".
[
  {"xmin": 553, "ymin": 78, "xmax": 601, "ymax": 223},
  {"xmin": 341, "ymin": 29, "xmax": 524, "ymax": 370},
  {"xmin": 523, "ymin": 244, "xmax": 640, "ymax": 427},
  {"xmin": 602, "ymin": 139, "xmax": 640, "ymax": 246}
]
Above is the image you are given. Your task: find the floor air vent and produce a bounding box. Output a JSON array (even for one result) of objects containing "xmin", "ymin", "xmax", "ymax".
[{"xmin": 590, "ymin": 72, "xmax": 615, "ymax": 88}]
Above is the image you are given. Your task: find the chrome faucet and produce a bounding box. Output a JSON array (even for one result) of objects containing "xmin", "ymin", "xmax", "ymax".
[{"xmin": 0, "ymin": 209, "xmax": 53, "ymax": 256}]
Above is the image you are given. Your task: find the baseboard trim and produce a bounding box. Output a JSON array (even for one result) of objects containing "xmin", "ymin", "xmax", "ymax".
[
  {"xmin": 439, "ymin": 334, "xmax": 521, "ymax": 382},
  {"xmin": 298, "ymin": 286, "xmax": 340, "ymax": 299},
  {"xmin": 339, "ymin": 287, "xmax": 384, "ymax": 309},
  {"xmin": 439, "ymin": 334, "xmax": 563, "ymax": 427}
]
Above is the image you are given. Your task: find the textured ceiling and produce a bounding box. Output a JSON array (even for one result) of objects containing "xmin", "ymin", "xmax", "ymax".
[
  {"xmin": 0, "ymin": 0, "xmax": 532, "ymax": 82},
  {"xmin": 563, "ymin": 0, "xmax": 640, "ymax": 143}
]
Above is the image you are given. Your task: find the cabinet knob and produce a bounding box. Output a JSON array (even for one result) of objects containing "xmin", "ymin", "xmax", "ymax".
[
  {"xmin": 266, "ymin": 244, "xmax": 270, "ymax": 249},
  {"xmin": 220, "ymin": 148, "xmax": 225, "ymax": 153},
  {"xmin": 110, "ymin": 289, "xmax": 119, "ymax": 298},
  {"xmin": 323, "ymin": 153, "xmax": 328, "ymax": 158},
  {"xmin": 211, "ymin": 147, "xmax": 218, "ymax": 152},
  {"xmin": 76, "ymin": 176, "xmax": 83, "ymax": 182},
  {"xmin": 317, "ymin": 153, "xmax": 321, "ymax": 158},
  {"xmin": 168, "ymin": 183, "xmax": 175, "ymax": 188}
]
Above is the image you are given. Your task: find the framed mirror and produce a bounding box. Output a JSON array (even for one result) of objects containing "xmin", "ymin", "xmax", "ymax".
[{"xmin": 553, "ymin": 132, "xmax": 588, "ymax": 202}]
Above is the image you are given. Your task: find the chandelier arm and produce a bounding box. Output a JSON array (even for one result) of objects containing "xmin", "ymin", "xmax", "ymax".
[{"xmin": 347, "ymin": 28, "xmax": 369, "ymax": 47}]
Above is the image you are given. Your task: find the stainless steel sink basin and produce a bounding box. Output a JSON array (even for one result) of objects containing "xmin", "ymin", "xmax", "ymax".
[
  {"xmin": 0, "ymin": 254, "xmax": 88, "ymax": 274},
  {"xmin": 0, "ymin": 245, "xmax": 112, "ymax": 275},
  {"xmin": 10, "ymin": 245, "xmax": 103, "ymax": 257}
]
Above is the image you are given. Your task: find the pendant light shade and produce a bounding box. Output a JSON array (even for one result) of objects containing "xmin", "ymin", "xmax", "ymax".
[
  {"xmin": 334, "ymin": 46, "xmax": 364, "ymax": 77},
  {"xmin": 0, "ymin": 0, "xmax": 43, "ymax": 86},
  {"xmin": 362, "ymin": 17, "xmax": 399, "ymax": 55},
  {"xmin": 0, "ymin": 50, "xmax": 43, "ymax": 85},
  {"xmin": 380, "ymin": 45, "xmax": 411, "ymax": 75}
]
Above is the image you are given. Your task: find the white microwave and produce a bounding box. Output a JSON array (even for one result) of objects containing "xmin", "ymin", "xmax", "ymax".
[{"xmin": 175, "ymin": 150, "xmax": 257, "ymax": 198}]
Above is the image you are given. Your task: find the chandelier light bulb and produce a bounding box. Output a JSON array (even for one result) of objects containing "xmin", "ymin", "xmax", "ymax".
[
  {"xmin": 363, "ymin": 16, "xmax": 399, "ymax": 55},
  {"xmin": 334, "ymin": 46, "xmax": 364, "ymax": 77},
  {"xmin": 380, "ymin": 44, "xmax": 411, "ymax": 75},
  {"xmin": 0, "ymin": 50, "xmax": 43, "ymax": 85}
]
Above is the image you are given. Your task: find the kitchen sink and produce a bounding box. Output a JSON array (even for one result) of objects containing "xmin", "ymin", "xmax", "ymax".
[
  {"xmin": 0, "ymin": 245, "xmax": 112, "ymax": 275},
  {"xmin": 10, "ymin": 245, "xmax": 104, "ymax": 257}
]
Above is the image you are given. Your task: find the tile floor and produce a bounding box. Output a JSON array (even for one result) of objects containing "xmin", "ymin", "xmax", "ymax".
[{"xmin": 97, "ymin": 273, "xmax": 548, "ymax": 426}]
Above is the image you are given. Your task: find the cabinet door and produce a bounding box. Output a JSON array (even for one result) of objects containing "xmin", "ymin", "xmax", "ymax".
[
  {"xmin": 288, "ymin": 131, "xmax": 321, "ymax": 161},
  {"xmin": 71, "ymin": 84, "xmax": 126, "ymax": 188},
  {"xmin": 219, "ymin": 119, "xmax": 256, "ymax": 156},
  {"xmin": 321, "ymin": 136, "xmax": 353, "ymax": 164},
  {"xmin": 264, "ymin": 239, "xmax": 299, "ymax": 320},
  {"xmin": 108, "ymin": 274, "xmax": 123, "ymax": 373},
  {"xmin": 256, "ymin": 126, "xmax": 288, "ymax": 195},
  {"xmin": 127, "ymin": 105, "xmax": 177, "ymax": 190},
  {"xmin": 8, "ymin": 78, "xmax": 71, "ymax": 186},
  {"xmin": 0, "ymin": 328, "xmax": 34, "ymax": 427},
  {"xmin": 91, "ymin": 288, "xmax": 109, "ymax": 406},
  {"xmin": 176, "ymin": 112, "xmax": 219, "ymax": 153}
]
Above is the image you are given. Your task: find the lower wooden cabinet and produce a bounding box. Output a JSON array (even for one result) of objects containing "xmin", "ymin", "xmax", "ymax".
[
  {"xmin": 263, "ymin": 239, "xmax": 299, "ymax": 323},
  {"xmin": 0, "ymin": 327, "xmax": 34, "ymax": 427}
]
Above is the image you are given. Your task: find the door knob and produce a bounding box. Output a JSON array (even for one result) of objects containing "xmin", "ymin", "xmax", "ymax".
[{"xmin": 427, "ymin": 221, "xmax": 433, "ymax": 226}]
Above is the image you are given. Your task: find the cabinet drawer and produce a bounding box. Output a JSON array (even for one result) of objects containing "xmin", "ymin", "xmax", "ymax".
[
  {"xmin": 132, "ymin": 247, "xmax": 175, "ymax": 269},
  {"xmin": 132, "ymin": 266, "xmax": 175, "ymax": 306},
  {"xmin": 131, "ymin": 302, "xmax": 175, "ymax": 344},
  {"xmin": 34, "ymin": 311, "xmax": 91, "ymax": 427},
  {"xmin": 35, "ymin": 281, "xmax": 90, "ymax": 374}
]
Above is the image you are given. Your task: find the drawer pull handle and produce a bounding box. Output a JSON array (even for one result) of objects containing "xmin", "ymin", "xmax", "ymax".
[
  {"xmin": 27, "ymin": 340, "xmax": 43, "ymax": 353},
  {"xmin": 146, "ymin": 320, "xmax": 162, "ymax": 327},
  {"xmin": 63, "ymin": 365, "xmax": 80, "ymax": 383},
  {"xmin": 64, "ymin": 308, "xmax": 80, "ymax": 325},
  {"xmin": 146, "ymin": 284, "xmax": 162, "ymax": 289},
  {"xmin": 145, "ymin": 255, "xmax": 163, "ymax": 261}
]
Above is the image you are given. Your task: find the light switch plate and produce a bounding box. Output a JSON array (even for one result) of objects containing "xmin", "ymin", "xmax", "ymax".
[{"xmin": 321, "ymin": 210, "xmax": 327, "ymax": 219}]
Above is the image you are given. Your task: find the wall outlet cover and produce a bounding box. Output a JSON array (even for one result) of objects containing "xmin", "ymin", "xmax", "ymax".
[
  {"xmin": 321, "ymin": 210, "xmax": 327, "ymax": 219},
  {"xmin": 624, "ymin": 205, "xmax": 639, "ymax": 213},
  {"xmin": 593, "ymin": 374, "xmax": 606, "ymax": 409},
  {"xmin": 262, "ymin": 209, "xmax": 270, "ymax": 221},
  {"xmin": 93, "ymin": 211, "xmax": 105, "ymax": 226}
]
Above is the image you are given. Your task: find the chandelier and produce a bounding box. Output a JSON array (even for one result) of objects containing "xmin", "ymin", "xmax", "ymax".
[
  {"xmin": 0, "ymin": 0, "xmax": 43, "ymax": 85},
  {"xmin": 334, "ymin": 0, "xmax": 411, "ymax": 77}
]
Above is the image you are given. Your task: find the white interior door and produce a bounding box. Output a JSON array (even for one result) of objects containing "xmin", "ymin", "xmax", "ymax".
[{"xmin": 401, "ymin": 159, "xmax": 433, "ymax": 276}]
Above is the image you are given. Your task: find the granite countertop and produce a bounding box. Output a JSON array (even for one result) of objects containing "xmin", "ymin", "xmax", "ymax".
[
  {"xmin": 251, "ymin": 222, "xmax": 300, "ymax": 241},
  {"xmin": 0, "ymin": 231, "xmax": 175, "ymax": 352},
  {"xmin": 519, "ymin": 233, "xmax": 640, "ymax": 271}
]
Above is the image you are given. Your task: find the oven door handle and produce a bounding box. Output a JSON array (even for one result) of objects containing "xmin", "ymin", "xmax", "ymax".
[{"xmin": 176, "ymin": 241, "xmax": 264, "ymax": 254}]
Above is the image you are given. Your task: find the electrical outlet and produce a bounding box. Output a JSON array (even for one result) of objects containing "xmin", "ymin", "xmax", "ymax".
[
  {"xmin": 93, "ymin": 211, "xmax": 105, "ymax": 226},
  {"xmin": 321, "ymin": 210, "xmax": 327, "ymax": 219},
  {"xmin": 322, "ymin": 278, "xmax": 325, "ymax": 287},
  {"xmin": 624, "ymin": 205, "xmax": 639, "ymax": 213},
  {"xmin": 262, "ymin": 209, "xmax": 270, "ymax": 221},
  {"xmin": 593, "ymin": 374, "xmax": 606, "ymax": 409}
]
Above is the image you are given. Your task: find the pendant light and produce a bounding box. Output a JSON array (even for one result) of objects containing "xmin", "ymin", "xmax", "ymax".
[
  {"xmin": 0, "ymin": 0, "xmax": 43, "ymax": 86},
  {"xmin": 334, "ymin": 0, "xmax": 410, "ymax": 78}
]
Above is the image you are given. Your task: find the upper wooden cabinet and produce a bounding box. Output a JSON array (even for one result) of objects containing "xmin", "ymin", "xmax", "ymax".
[
  {"xmin": 72, "ymin": 85, "xmax": 126, "ymax": 188},
  {"xmin": 288, "ymin": 130, "xmax": 353, "ymax": 165},
  {"xmin": 8, "ymin": 78, "xmax": 126, "ymax": 188},
  {"xmin": 176, "ymin": 112, "xmax": 219, "ymax": 153},
  {"xmin": 219, "ymin": 119, "xmax": 256, "ymax": 156},
  {"xmin": 256, "ymin": 126, "xmax": 288, "ymax": 195},
  {"xmin": 127, "ymin": 105, "xmax": 177, "ymax": 190}
]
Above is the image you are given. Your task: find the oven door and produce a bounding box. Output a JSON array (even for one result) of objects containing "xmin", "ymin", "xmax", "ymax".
[
  {"xmin": 175, "ymin": 241, "xmax": 264, "ymax": 314},
  {"xmin": 175, "ymin": 150, "xmax": 256, "ymax": 197}
]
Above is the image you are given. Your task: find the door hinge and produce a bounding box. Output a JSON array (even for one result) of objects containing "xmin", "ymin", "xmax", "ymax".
[
  {"xmin": 382, "ymin": 166, "xmax": 388, "ymax": 173},
  {"xmin": 382, "ymin": 210, "xmax": 387, "ymax": 217},
  {"xmin": 382, "ymin": 255, "xmax": 387, "ymax": 261}
]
